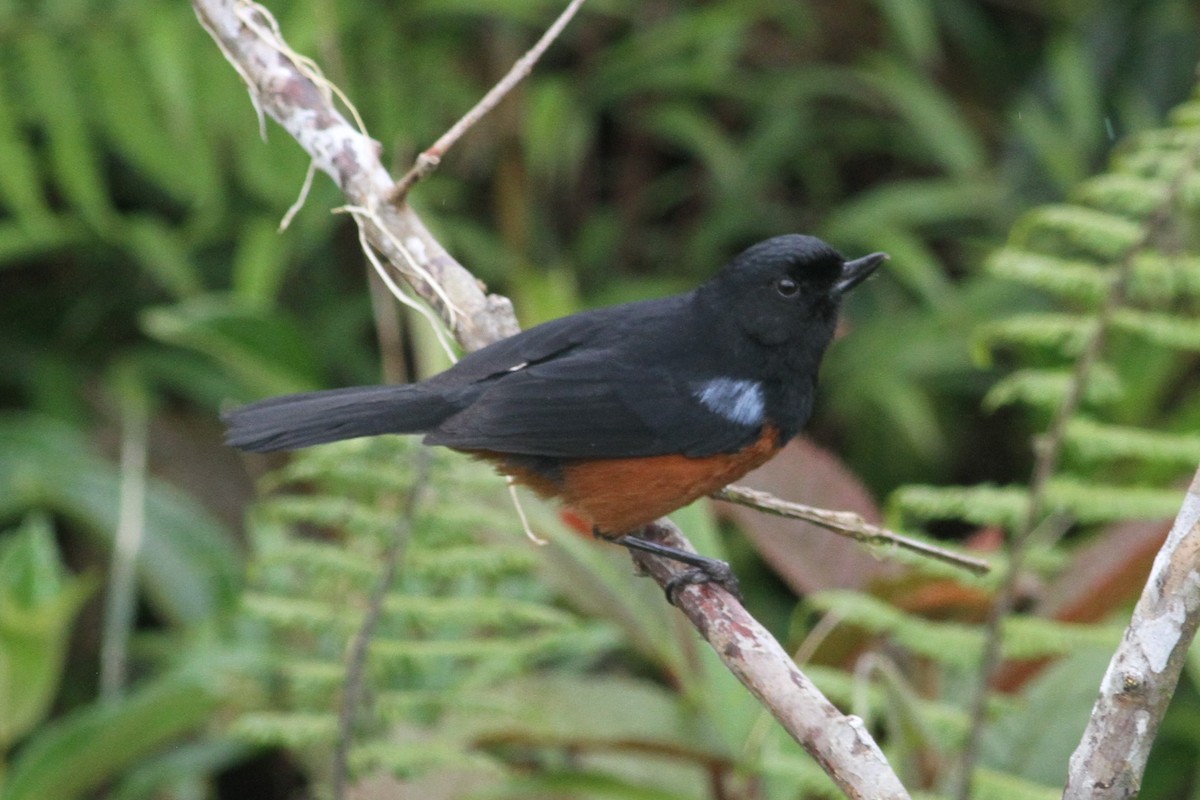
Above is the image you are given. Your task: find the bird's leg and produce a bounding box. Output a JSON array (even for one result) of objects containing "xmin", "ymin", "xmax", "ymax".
[{"xmin": 596, "ymin": 527, "xmax": 742, "ymax": 604}]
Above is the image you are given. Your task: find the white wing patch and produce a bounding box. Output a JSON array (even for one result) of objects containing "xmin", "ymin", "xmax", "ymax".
[{"xmin": 695, "ymin": 378, "xmax": 765, "ymax": 426}]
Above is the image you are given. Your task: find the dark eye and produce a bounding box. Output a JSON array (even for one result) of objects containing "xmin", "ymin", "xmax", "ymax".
[{"xmin": 774, "ymin": 277, "xmax": 799, "ymax": 298}]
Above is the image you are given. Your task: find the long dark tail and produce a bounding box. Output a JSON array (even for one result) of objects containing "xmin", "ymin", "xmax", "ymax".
[{"xmin": 223, "ymin": 384, "xmax": 463, "ymax": 453}]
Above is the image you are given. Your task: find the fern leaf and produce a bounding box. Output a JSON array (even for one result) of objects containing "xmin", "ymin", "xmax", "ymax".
[
  {"xmin": 1010, "ymin": 204, "xmax": 1144, "ymax": 262},
  {"xmin": 231, "ymin": 712, "xmax": 338, "ymax": 748},
  {"xmin": 1066, "ymin": 418, "xmax": 1200, "ymax": 466},
  {"xmin": 891, "ymin": 480, "xmax": 1183, "ymax": 528},
  {"xmin": 1072, "ymin": 173, "xmax": 1171, "ymax": 219},
  {"xmin": 1112, "ymin": 308, "xmax": 1200, "ymax": 350},
  {"xmin": 983, "ymin": 364, "xmax": 1122, "ymax": 411},
  {"xmin": 977, "ymin": 313, "xmax": 1096, "ymax": 355},
  {"xmin": 986, "ymin": 250, "xmax": 1109, "ymax": 303}
]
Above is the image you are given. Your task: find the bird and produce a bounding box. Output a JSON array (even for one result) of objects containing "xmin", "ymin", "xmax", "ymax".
[{"xmin": 223, "ymin": 234, "xmax": 886, "ymax": 601}]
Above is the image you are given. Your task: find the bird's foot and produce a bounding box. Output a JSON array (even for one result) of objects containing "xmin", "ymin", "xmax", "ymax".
[{"xmin": 613, "ymin": 533, "xmax": 743, "ymax": 605}]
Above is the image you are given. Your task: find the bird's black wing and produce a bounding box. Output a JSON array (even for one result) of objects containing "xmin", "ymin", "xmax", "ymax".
[
  {"xmin": 426, "ymin": 298, "xmax": 675, "ymax": 388},
  {"xmin": 424, "ymin": 349, "xmax": 765, "ymax": 459}
]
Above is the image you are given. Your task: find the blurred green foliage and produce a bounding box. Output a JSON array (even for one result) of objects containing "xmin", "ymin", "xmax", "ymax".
[{"xmin": 1, "ymin": 0, "xmax": 1199, "ymax": 797}]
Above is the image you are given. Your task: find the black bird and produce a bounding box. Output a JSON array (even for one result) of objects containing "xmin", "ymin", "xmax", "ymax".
[{"xmin": 224, "ymin": 235, "xmax": 886, "ymax": 599}]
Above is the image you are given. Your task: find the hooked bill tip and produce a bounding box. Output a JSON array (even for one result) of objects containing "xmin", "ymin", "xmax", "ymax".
[{"xmin": 833, "ymin": 252, "xmax": 888, "ymax": 295}]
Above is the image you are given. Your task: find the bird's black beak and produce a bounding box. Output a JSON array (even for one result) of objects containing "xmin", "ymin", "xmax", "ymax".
[{"xmin": 833, "ymin": 252, "xmax": 888, "ymax": 296}]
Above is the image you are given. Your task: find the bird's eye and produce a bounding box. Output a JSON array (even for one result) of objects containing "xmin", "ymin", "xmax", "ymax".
[{"xmin": 774, "ymin": 277, "xmax": 799, "ymax": 298}]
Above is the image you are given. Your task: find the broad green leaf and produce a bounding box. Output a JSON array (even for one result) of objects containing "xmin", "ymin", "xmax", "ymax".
[
  {"xmin": 122, "ymin": 216, "xmax": 205, "ymax": 299},
  {"xmin": 0, "ymin": 667, "xmax": 222, "ymax": 800},
  {"xmin": 17, "ymin": 32, "xmax": 114, "ymax": 231},
  {"xmin": 860, "ymin": 57, "xmax": 986, "ymax": 176},
  {"xmin": 445, "ymin": 674, "xmax": 725, "ymax": 759},
  {"xmin": 231, "ymin": 217, "xmax": 291, "ymax": 306},
  {"xmin": 981, "ymin": 648, "xmax": 1114, "ymax": 784},
  {"xmin": 84, "ymin": 29, "xmax": 194, "ymax": 200},
  {"xmin": 0, "ymin": 72, "xmax": 50, "ymax": 222},
  {"xmin": 869, "ymin": 0, "xmax": 939, "ymax": 64},
  {"xmin": 141, "ymin": 296, "xmax": 321, "ymax": 397},
  {"xmin": 0, "ymin": 218, "xmax": 85, "ymax": 265},
  {"xmin": 0, "ymin": 514, "xmax": 96, "ymax": 751},
  {"xmin": 0, "ymin": 414, "xmax": 239, "ymax": 625}
]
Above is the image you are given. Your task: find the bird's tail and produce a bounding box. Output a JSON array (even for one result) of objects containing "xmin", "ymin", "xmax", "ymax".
[{"xmin": 223, "ymin": 384, "xmax": 463, "ymax": 453}]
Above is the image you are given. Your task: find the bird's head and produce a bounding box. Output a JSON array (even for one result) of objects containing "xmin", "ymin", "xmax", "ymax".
[{"xmin": 701, "ymin": 234, "xmax": 887, "ymax": 349}]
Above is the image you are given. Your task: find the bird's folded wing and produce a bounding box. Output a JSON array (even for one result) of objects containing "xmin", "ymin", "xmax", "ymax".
[{"xmin": 423, "ymin": 355, "xmax": 762, "ymax": 459}]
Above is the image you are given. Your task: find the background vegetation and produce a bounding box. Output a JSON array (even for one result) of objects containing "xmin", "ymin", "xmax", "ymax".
[{"xmin": 1, "ymin": 0, "xmax": 1199, "ymax": 798}]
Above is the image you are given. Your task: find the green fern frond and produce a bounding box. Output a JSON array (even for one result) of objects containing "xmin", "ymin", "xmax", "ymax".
[
  {"xmin": 257, "ymin": 495, "xmax": 402, "ymax": 540},
  {"xmin": 1042, "ymin": 478, "xmax": 1186, "ymax": 522},
  {"xmin": 985, "ymin": 251, "xmax": 1109, "ymax": 303},
  {"xmin": 230, "ymin": 712, "xmax": 339, "ymax": 748},
  {"xmin": 1072, "ymin": 173, "xmax": 1172, "ymax": 218},
  {"xmin": 891, "ymin": 483, "xmax": 1030, "ymax": 530},
  {"xmin": 970, "ymin": 768, "xmax": 1061, "ymax": 800},
  {"xmin": 982, "ymin": 364, "xmax": 1122, "ymax": 411},
  {"xmin": 1127, "ymin": 252, "xmax": 1200, "ymax": 303},
  {"xmin": 232, "ymin": 440, "xmax": 623, "ymax": 791},
  {"xmin": 1111, "ymin": 308, "xmax": 1200, "ymax": 350},
  {"xmin": 348, "ymin": 740, "xmax": 502, "ymax": 777},
  {"xmin": 977, "ymin": 313, "xmax": 1095, "ymax": 355},
  {"xmin": 405, "ymin": 545, "xmax": 540, "ymax": 580},
  {"xmin": 254, "ymin": 539, "xmax": 379, "ymax": 582},
  {"xmin": 805, "ymin": 665, "xmax": 971, "ymax": 748},
  {"xmin": 1065, "ymin": 418, "xmax": 1200, "ymax": 466},
  {"xmin": 892, "ymin": 480, "xmax": 1184, "ymax": 529},
  {"xmin": 1010, "ymin": 205, "xmax": 1144, "ymax": 262},
  {"xmin": 243, "ymin": 593, "xmax": 350, "ymax": 632},
  {"xmin": 808, "ymin": 591, "xmax": 1119, "ymax": 666}
]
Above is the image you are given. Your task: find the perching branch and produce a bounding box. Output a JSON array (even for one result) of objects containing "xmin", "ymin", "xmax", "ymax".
[
  {"xmin": 388, "ymin": 0, "xmax": 589, "ymax": 201},
  {"xmin": 632, "ymin": 521, "xmax": 911, "ymax": 800},
  {"xmin": 1062, "ymin": 466, "xmax": 1200, "ymax": 799},
  {"xmin": 714, "ymin": 485, "xmax": 990, "ymax": 576},
  {"xmin": 193, "ymin": 2, "xmax": 910, "ymax": 796}
]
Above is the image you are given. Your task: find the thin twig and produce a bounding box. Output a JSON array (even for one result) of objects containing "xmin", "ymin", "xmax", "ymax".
[
  {"xmin": 713, "ymin": 485, "xmax": 991, "ymax": 576},
  {"xmin": 332, "ymin": 450, "xmax": 432, "ymax": 800},
  {"xmin": 953, "ymin": 139, "xmax": 1200, "ymax": 799},
  {"xmin": 388, "ymin": 0, "xmax": 588, "ymax": 202}
]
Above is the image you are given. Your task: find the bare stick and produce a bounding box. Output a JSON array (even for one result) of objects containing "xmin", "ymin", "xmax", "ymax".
[
  {"xmin": 713, "ymin": 485, "xmax": 991, "ymax": 576},
  {"xmin": 388, "ymin": 0, "xmax": 589, "ymax": 202},
  {"xmin": 193, "ymin": 3, "xmax": 911, "ymax": 795},
  {"xmin": 631, "ymin": 521, "xmax": 911, "ymax": 800},
  {"xmin": 1063, "ymin": 466, "xmax": 1200, "ymax": 799}
]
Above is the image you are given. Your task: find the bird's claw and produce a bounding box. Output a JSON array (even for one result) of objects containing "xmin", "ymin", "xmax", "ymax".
[{"xmin": 663, "ymin": 561, "xmax": 742, "ymax": 605}]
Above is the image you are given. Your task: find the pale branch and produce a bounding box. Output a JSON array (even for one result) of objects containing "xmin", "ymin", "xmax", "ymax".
[
  {"xmin": 389, "ymin": 0, "xmax": 589, "ymax": 201},
  {"xmin": 193, "ymin": 2, "xmax": 912, "ymax": 795},
  {"xmin": 1063, "ymin": 467, "xmax": 1200, "ymax": 799},
  {"xmin": 632, "ymin": 521, "xmax": 911, "ymax": 800},
  {"xmin": 713, "ymin": 485, "xmax": 991, "ymax": 576},
  {"xmin": 193, "ymin": 0, "xmax": 519, "ymax": 353}
]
